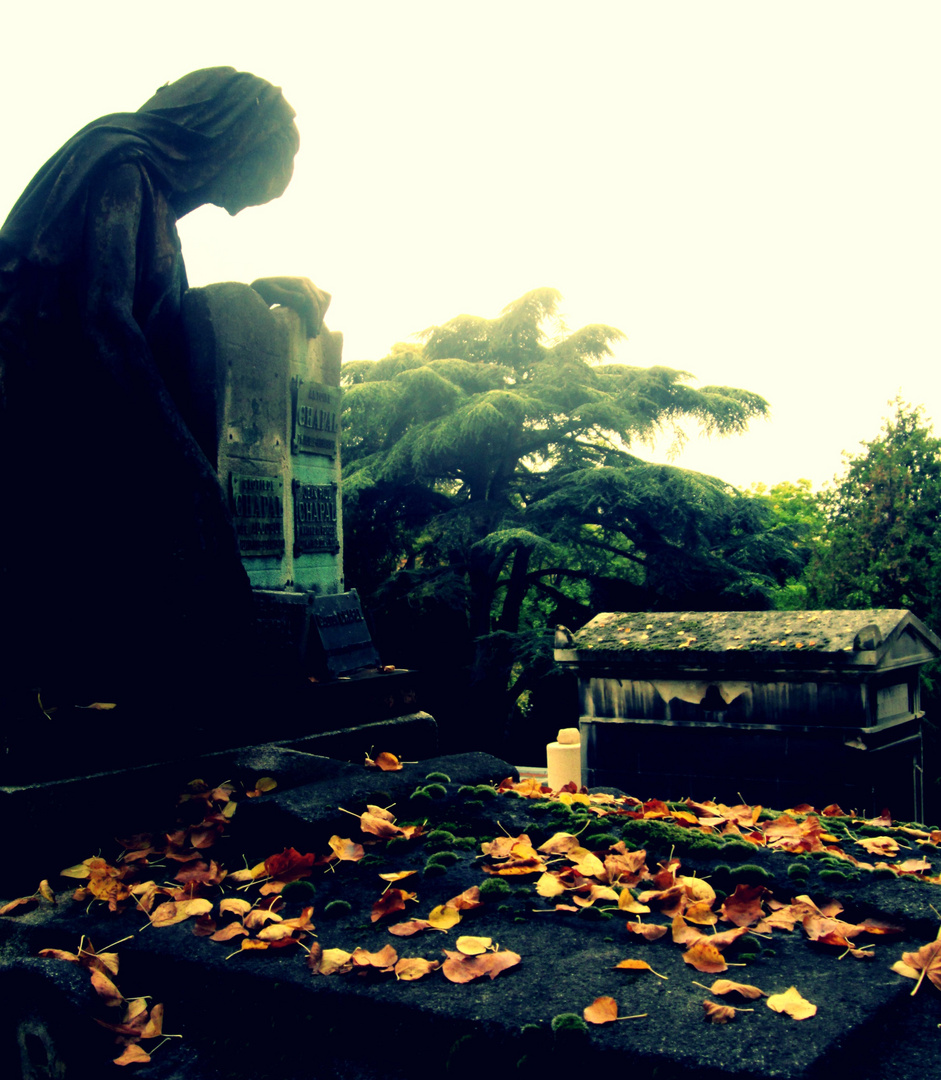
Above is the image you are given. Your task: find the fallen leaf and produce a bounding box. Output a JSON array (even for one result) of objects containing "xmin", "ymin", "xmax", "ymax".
[
  {"xmin": 584, "ymin": 996, "xmax": 619, "ymax": 1024},
  {"xmin": 428, "ymin": 904, "xmax": 462, "ymax": 930},
  {"xmin": 710, "ymin": 979, "xmax": 765, "ymax": 1000},
  {"xmin": 455, "ymin": 936, "xmax": 492, "ymax": 955},
  {"xmin": 703, "ymin": 1000, "xmax": 739, "ymax": 1024},
  {"xmin": 441, "ymin": 948, "xmax": 521, "ymax": 983},
  {"xmin": 395, "ymin": 957, "xmax": 441, "ymax": 980},
  {"xmin": 90, "ymin": 968, "xmax": 124, "ymax": 1007},
  {"xmin": 113, "ymin": 1045, "xmax": 151, "ymax": 1066},
  {"xmin": 766, "ymin": 986, "xmax": 817, "ymax": 1019},
  {"xmin": 682, "ymin": 940, "xmax": 728, "ymax": 974},
  {"xmin": 371, "ymin": 888, "xmax": 415, "ymax": 922},
  {"xmin": 897, "ymin": 930, "xmax": 941, "ymax": 994},
  {"xmin": 388, "ymin": 919, "xmax": 440, "ymax": 937},
  {"xmin": 613, "ymin": 959, "xmax": 667, "ymax": 979},
  {"xmin": 625, "ymin": 922, "xmax": 668, "ymax": 941},
  {"xmin": 328, "ymin": 835, "xmax": 366, "ymax": 862},
  {"xmin": 720, "ymin": 884, "xmax": 770, "ymax": 928},
  {"xmin": 149, "ymin": 897, "xmax": 212, "ymax": 927},
  {"xmin": 0, "ymin": 895, "xmax": 39, "ymax": 916}
]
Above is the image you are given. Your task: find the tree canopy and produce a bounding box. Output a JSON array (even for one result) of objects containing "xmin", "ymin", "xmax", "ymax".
[
  {"xmin": 340, "ymin": 288, "xmax": 794, "ymax": 756},
  {"xmin": 805, "ymin": 398, "xmax": 941, "ymax": 623}
]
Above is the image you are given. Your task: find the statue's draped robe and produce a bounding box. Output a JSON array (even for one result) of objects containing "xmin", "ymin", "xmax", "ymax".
[{"xmin": 0, "ymin": 69, "xmax": 294, "ymax": 708}]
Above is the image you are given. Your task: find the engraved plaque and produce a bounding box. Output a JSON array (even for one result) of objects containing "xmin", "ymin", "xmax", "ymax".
[
  {"xmin": 293, "ymin": 481, "xmax": 340, "ymax": 556},
  {"xmin": 230, "ymin": 473, "xmax": 285, "ymax": 558},
  {"xmin": 292, "ymin": 379, "xmax": 341, "ymax": 457},
  {"xmin": 311, "ymin": 590, "xmax": 380, "ymax": 676}
]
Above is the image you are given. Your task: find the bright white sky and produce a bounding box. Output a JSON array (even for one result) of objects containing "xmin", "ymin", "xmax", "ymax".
[{"xmin": 2, "ymin": 1, "xmax": 939, "ymax": 490}]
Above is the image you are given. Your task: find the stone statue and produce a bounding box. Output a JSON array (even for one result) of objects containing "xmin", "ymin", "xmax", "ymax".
[{"xmin": 0, "ymin": 68, "xmax": 328, "ymax": 721}]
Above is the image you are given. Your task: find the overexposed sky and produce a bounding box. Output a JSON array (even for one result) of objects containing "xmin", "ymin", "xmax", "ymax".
[{"xmin": 2, "ymin": 1, "xmax": 938, "ymax": 490}]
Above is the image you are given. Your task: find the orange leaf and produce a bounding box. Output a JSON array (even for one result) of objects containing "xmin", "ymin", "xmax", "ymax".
[
  {"xmin": 682, "ymin": 940, "xmax": 727, "ymax": 974},
  {"xmin": 613, "ymin": 958, "xmax": 668, "ymax": 979},
  {"xmin": 388, "ymin": 919, "xmax": 440, "ymax": 937},
  {"xmin": 371, "ymin": 888, "xmax": 412, "ymax": 923},
  {"xmin": 394, "ymin": 957, "xmax": 441, "ymax": 981},
  {"xmin": 328, "ymin": 835, "xmax": 366, "ymax": 862},
  {"xmin": 150, "ymin": 897, "xmax": 212, "ymax": 927},
  {"xmin": 441, "ymin": 948, "xmax": 521, "ymax": 983},
  {"xmin": 0, "ymin": 896, "xmax": 39, "ymax": 916},
  {"xmin": 625, "ymin": 922, "xmax": 668, "ymax": 941},
  {"xmin": 90, "ymin": 968, "xmax": 124, "ymax": 1007},
  {"xmin": 720, "ymin": 883, "xmax": 770, "ymax": 928},
  {"xmin": 351, "ymin": 944, "xmax": 399, "ymax": 970},
  {"xmin": 113, "ymin": 1045, "xmax": 151, "ymax": 1066},
  {"xmin": 766, "ymin": 986, "xmax": 816, "ymax": 1019},
  {"xmin": 584, "ymin": 996, "xmax": 619, "ymax": 1024},
  {"xmin": 898, "ymin": 931, "xmax": 941, "ymax": 994},
  {"xmin": 710, "ymin": 979, "xmax": 765, "ymax": 999}
]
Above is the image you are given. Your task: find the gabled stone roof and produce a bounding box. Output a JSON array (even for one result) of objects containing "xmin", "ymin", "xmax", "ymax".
[{"xmin": 554, "ymin": 609, "xmax": 941, "ymax": 673}]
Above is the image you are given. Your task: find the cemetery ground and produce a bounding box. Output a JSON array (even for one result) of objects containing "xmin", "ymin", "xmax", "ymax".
[{"xmin": 2, "ymin": 747, "xmax": 941, "ymax": 1080}]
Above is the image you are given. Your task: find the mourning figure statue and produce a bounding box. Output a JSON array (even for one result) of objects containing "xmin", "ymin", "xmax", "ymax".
[{"xmin": 0, "ymin": 68, "xmax": 328, "ymax": 722}]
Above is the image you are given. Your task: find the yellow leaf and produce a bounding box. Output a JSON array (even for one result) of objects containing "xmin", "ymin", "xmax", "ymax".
[
  {"xmin": 766, "ymin": 986, "xmax": 817, "ymax": 1020},
  {"xmin": 428, "ymin": 904, "xmax": 462, "ymax": 930},
  {"xmin": 455, "ymin": 936, "xmax": 492, "ymax": 955}
]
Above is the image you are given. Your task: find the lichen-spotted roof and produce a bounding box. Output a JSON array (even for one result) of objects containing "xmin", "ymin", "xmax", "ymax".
[{"xmin": 568, "ymin": 609, "xmax": 914, "ymax": 655}]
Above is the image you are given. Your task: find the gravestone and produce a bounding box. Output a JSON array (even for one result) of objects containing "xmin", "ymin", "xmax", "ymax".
[{"xmin": 182, "ymin": 284, "xmax": 417, "ymax": 721}]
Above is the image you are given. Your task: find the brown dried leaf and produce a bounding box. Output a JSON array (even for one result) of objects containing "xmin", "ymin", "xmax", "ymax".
[
  {"xmin": 0, "ymin": 895, "xmax": 39, "ymax": 916},
  {"xmin": 710, "ymin": 979, "xmax": 765, "ymax": 1000},
  {"xmin": 703, "ymin": 1000, "xmax": 739, "ymax": 1024},
  {"xmin": 150, "ymin": 897, "xmax": 212, "ymax": 927},
  {"xmin": 625, "ymin": 921, "xmax": 668, "ymax": 941},
  {"xmin": 90, "ymin": 968, "xmax": 124, "ymax": 1007}
]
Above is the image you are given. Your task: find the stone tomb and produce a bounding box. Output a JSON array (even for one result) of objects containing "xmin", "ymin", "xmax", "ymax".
[{"xmin": 554, "ymin": 609, "xmax": 941, "ymax": 818}]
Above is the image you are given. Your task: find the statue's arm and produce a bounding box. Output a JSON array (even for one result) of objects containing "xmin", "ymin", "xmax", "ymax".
[{"xmin": 250, "ymin": 276, "xmax": 331, "ymax": 338}]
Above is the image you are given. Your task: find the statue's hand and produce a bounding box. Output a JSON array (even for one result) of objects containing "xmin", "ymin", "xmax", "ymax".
[{"xmin": 250, "ymin": 277, "xmax": 331, "ymax": 338}]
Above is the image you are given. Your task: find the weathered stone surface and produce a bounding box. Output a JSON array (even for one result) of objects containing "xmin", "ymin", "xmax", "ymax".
[{"xmin": 2, "ymin": 763, "xmax": 940, "ymax": 1080}]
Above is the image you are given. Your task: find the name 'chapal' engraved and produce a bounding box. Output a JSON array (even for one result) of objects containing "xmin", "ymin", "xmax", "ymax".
[
  {"xmin": 230, "ymin": 473, "xmax": 285, "ymax": 557},
  {"xmin": 292, "ymin": 379, "xmax": 341, "ymax": 456},
  {"xmin": 293, "ymin": 481, "xmax": 340, "ymax": 555}
]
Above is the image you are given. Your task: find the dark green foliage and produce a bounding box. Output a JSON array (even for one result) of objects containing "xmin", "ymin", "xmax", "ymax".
[
  {"xmin": 426, "ymin": 850, "xmax": 460, "ymax": 867},
  {"xmin": 805, "ymin": 399, "xmax": 941, "ymax": 630},
  {"xmin": 280, "ymin": 880, "xmax": 316, "ymax": 902},
  {"xmin": 584, "ymin": 832, "xmax": 621, "ymax": 849},
  {"xmin": 341, "ymin": 289, "xmax": 784, "ymax": 756},
  {"xmin": 423, "ymin": 862, "xmax": 449, "ymax": 876},
  {"xmin": 819, "ymin": 868, "xmax": 859, "ymax": 884},
  {"xmin": 550, "ymin": 1014, "xmax": 589, "ymax": 1035},
  {"xmin": 732, "ymin": 863, "xmax": 774, "ymax": 883},
  {"xmin": 425, "ymin": 771, "xmax": 452, "ymax": 783},
  {"xmin": 426, "ymin": 830, "xmax": 458, "ymax": 850},
  {"xmin": 323, "ymin": 900, "xmax": 352, "ymax": 918},
  {"xmin": 472, "ymin": 785, "xmax": 498, "ymax": 799},
  {"xmin": 787, "ymin": 863, "xmax": 811, "ymax": 879},
  {"xmin": 420, "ymin": 783, "xmax": 449, "ymax": 799},
  {"xmin": 576, "ymin": 906, "xmax": 611, "ymax": 921},
  {"xmin": 478, "ymin": 877, "xmax": 512, "ymax": 898}
]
